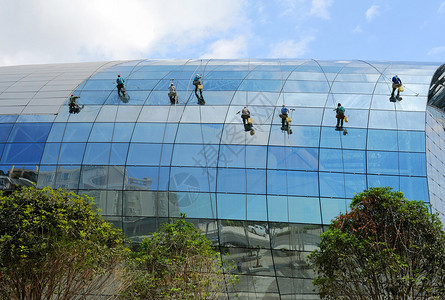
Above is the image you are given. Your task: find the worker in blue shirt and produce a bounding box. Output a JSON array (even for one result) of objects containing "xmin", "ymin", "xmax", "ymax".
[
  {"xmin": 193, "ymin": 74, "xmax": 204, "ymax": 104},
  {"xmin": 335, "ymin": 103, "xmax": 345, "ymax": 128},
  {"xmin": 116, "ymin": 74, "xmax": 126, "ymax": 96},
  {"xmin": 280, "ymin": 105, "xmax": 289, "ymax": 128},
  {"xmin": 391, "ymin": 75, "xmax": 402, "ymax": 101}
]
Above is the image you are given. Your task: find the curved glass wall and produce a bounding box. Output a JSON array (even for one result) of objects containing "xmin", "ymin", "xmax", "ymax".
[{"xmin": 0, "ymin": 59, "xmax": 443, "ymax": 299}]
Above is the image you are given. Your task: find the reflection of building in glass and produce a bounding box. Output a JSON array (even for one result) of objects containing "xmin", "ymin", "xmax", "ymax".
[{"xmin": 0, "ymin": 59, "xmax": 444, "ymax": 298}]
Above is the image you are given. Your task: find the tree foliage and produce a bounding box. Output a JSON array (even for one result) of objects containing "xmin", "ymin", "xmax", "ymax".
[
  {"xmin": 0, "ymin": 187, "xmax": 127, "ymax": 300},
  {"xmin": 121, "ymin": 214, "xmax": 237, "ymax": 299},
  {"xmin": 308, "ymin": 187, "xmax": 445, "ymax": 299}
]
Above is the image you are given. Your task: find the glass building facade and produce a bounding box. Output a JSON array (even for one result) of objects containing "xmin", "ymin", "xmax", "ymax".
[{"xmin": 0, "ymin": 59, "xmax": 444, "ymax": 299}]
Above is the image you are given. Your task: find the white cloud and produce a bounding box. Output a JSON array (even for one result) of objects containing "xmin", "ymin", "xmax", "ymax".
[
  {"xmin": 427, "ymin": 46, "xmax": 445, "ymax": 55},
  {"xmin": 201, "ymin": 36, "xmax": 248, "ymax": 59},
  {"xmin": 309, "ymin": 0, "xmax": 333, "ymax": 19},
  {"xmin": 0, "ymin": 0, "xmax": 248, "ymax": 66},
  {"xmin": 269, "ymin": 37, "xmax": 315, "ymax": 58},
  {"xmin": 352, "ymin": 25, "xmax": 362, "ymax": 33},
  {"xmin": 366, "ymin": 5, "xmax": 380, "ymax": 22},
  {"xmin": 439, "ymin": 2, "xmax": 445, "ymax": 13}
]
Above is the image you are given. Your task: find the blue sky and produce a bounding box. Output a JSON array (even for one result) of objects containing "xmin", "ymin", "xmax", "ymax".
[{"xmin": 1, "ymin": 0, "xmax": 444, "ymax": 66}]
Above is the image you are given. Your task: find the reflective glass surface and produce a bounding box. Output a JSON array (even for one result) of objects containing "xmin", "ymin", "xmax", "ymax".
[{"xmin": 0, "ymin": 59, "xmax": 440, "ymax": 299}]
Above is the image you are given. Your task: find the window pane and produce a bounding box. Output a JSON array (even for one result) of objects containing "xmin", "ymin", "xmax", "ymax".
[
  {"xmin": 83, "ymin": 143, "xmax": 111, "ymax": 165},
  {"xmin": 0, "ymin": 124, "xmax": 13, "ymax": 142},
  {"xmin": 246, "ymin": 195, "xmax": 267, "ymax": 221},
  {"xmin": 1, "ymin": 143, "xmax": 45, "ymax": 164},
  {"xmin": 217, "ymin": 193, "xmax": 246, "ymax": 220},
  {"xmin": 367, "ymin": 151, "xmax": 399, "ymax": 175},
  {"xmin": 288, "ymin": 196, "xmax": 321, "ymax": 224},
  {"xmin": 319, "ymin": 172, "xmax": 345, "ymax": 198},
  {"xmin": 89, "ymin": 123, "xmax": 114, "ymax": 142},
  {"xmin": 40, "ymin": 143, "xmax": 61, "ymax": 164},
  {"xmin": 113, "ymin": 123, "xmax": 135, "ymax": 142},
  {"xmin": 127, "ymin": 143, "xmax": 163, "ymax": 166},
  {"xmin": 217, "ymin": 168, "xmax": 246, "ymax": 194},
  {"xmin": 400, "ymin": 176, "xmax": 429, "ymax": 201},
  {"xmin": 268, "ymin": 146, "xmax": 318, "ymax": 171},
  {"xmin": 54, "ymin": 165, "xmax": 81, "ymax": 189},
  {"xmin": 110, "ymin": 143, "xmax": 129, "ymax": 165},
  {"xmin": 367, "ymin": 129, "xmax": 398, "ymax": 151},
  {"xmin": 320, "ymin": 198, "xmax": 349, "ymax": 224},
  {"xmin": 62, "ymin": 123, "xmax": 93, "ymax": 142},
  {"xmin": 268, "ymin": 195, "xmax": 288, "ymax": 222},
  {"xmin": 367, "ymin": 174, "xmax": 399, "ymax": 191},
  {"xmin": 46, "ymin": 123, "xmax": 66, "ymax": 142},
  {"xmin": 172, "ymin": 144, "xmax": 219, "ymax": 167},
  {"xmin": 170, "ymin": 192, "xmax": 216, "ymax": 219},
  {"xmin": 58, "ymin": 143, "xmax": 86, "ymax": 164},
  {"xmin": 124, "ymin": 166, "xmax": 169, "ymax": 191},
  {"xmin": 7, "ymin": 123, "xmax": 51, "ymax": 142},
  {"xmin": 169, "ymin": 167, "xmax": 216, "ymax": 193},
  {"xmin": 399, "ymin": 152, "xmax": 426, "ymax": 176},
  {"xmin": 267, "ymin": 170, "xmax": 318, "ymax": 197},
  {"xmin": 398, "ymin": 131, "xmax": 425, "ymax": 152},
  {"xmin": 176, "ymin": 123, "xmax": 223, "ymax": 144}
]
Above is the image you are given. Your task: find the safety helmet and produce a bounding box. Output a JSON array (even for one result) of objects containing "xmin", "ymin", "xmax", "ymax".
[
  {"xmin": 196, "ymin": 74, "xmax": 200, "ymax": 77},
  {"xmin": 118, "ymin": 74, "xmax": 120, "ymax": 77}
]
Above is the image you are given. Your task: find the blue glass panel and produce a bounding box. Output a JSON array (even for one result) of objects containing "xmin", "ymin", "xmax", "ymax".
[
  {"xmin": 124, "ymin": 166, "xmax": 169, "ymax": 190},
  {"xmin": 0, "ymin": 144, "xmax": 4, "ymax": 161},
  {"xmin": 321, "ymin": 198, "xmax": 348, "ymax": 224},
  {"xmin": 399, "ymin": 152, "xmax": 427, "ymax": 176},
  {"xmin": 107, "ymin": 166, "xmax": 125, "ymax": 190},
  {"xmin": 320, "ymin": 127, "xmax": 367, "ymax": 150},
  {"xmin": 269, "ymin": 125, "xmax": 320, "ymax": 147},
  {"xmin": 319, "ymin": 172, "xmax": 345, "ymax": 198},
  {"xmin": 246, "ymin": 169, "xmax": 266, "ymax": 194},
  {"xmin": 268, "ymin": 146, "xmax": 318, "ymax": 171},
  {"xmin": 246, "ymin": 195, "xmax": 267, "ymax": 221},
  {"xmin": 160, "ymin": 143, "xmax": 173, "ymax": 166},
  {"xmin": 83, "ymin": 79, "xmax": 115, "ymax": 90},
  {"xmin": 218, "ymin": 144, "xmax": 244, "ymax": 168},
  {"xmin": 0, "ymin": 115, "xmax": 17, "ymax": 123},
  {"xmin": 127, "ymin": 143, "xmax": 162, "ymax": 166},
  {"xmin": 367, "ymin": 151, "xmax": 399, "ymax": 175},
  {"xmin": 267, "ymin": 195, "xmax": 288, "ymax": 222},
  {"xmin": 196, "ymin": 79, "xmax": 242, "ymax": 91},
  {"xmin": 398, "ymin": 131, "xmax": 425, "ymax": 152},
  {"xmin": 79, "ymin": 165, "xmax": 110, "ymax": 189},
  {"xmin": 62, "ymin": 123, "xmax": 93, "ymax": 142},
  {"xmin": 89, "ymin": 123, "xmax": 113, "ymax": 142},
  {"xmin": 267, "ymin": 170, "xmax": 318, "ymax": 197},
  {"xmin": 40, "ymin": 143, "xmax": 61, "ymax": 164},
  {"xmin": 77, "ymin": 91, "xmax": 110, "ymax": 105},
  {"xmin": 217, "ymin": 193, "xmax": 246, "ymax": 220},
  {"xmin": 110, "ymin": 143, "xmax": 129, "ymax": 165},
  {"xmin": 1, "ymin": 143, "xmax": 44, "ymax": 164},
  {"xmin": 288, "ymin": 197, "xmax": 322, "ymax": 224},
  {"xmin": 118, "ymin": 90, "xmax": 149, "ymax": 105},
  {"xmin": 283, "ymin": 80, "xmax": 330, "ymax": 93},
  {"xmin": 217, "ymin": 168, "xmax": 246, "ymax": 194},
  {"xmin": 169, "ymin": 167, "xmax": 216, "ymax": 193},
  {"xmin": 54, "ymin": 165, "xmax": 81, "ymax": 189},
  {"xmin": 246, "ymin": 146, "xmax": 267, "ymax": 168},
  {"xmin": 126, "ymin": 79, "xmax": 159, "ymax": 91},
  {"xmin": 319, "ymin": 149, "xmax": 365, "ymax": 173},
  {"xmin": 238, "ymin": 79, "xmax": 282, "ymax": 92},
  {"xmin": 344, "ymin": 174, "xmax": 367, "ymax": 198},
  {"xmin": 175, "ymin": 123, "xmax": 223, "ymax": 144},
  {"xmin": 113, "ymin": 123, "xmax": 135, "ymax": 142},
  {"xmin": 172, "ymin": 144, "xmax": 219, "ymax": 167},
  {"xmin": 83, "ymin": 143, "xmax": 111, "ymax": 165},
  {"xmin": 46, "ymin": 123, "xmax": 66, "ymax": 142},
  {"xmin": 171, "ymin": 192, "xmax": 217, "ymax": 219},
  {"xmin": 367, "ymin": 129, "xmax": 398, "ymax": 151},
  {"xmin": 367, "ymin": 174, "xmax": 399, "ymax": 191},
  {"xmin": 7, "ymin": 123, "xmax": 51, "ymax": 142},
  {"xmin": 0, "ymin": 124, "xmax": 13, "ymax": 142},
  {"xmin": 400, "ymin": 176, "xmax": 429, "ymax": 201},
  {"xmin": 36, "ymin": 165, "xmax": 56, "ymax": 188},
  {"xmin": 58, "ymin": 143, "xmax": 86, "ymax": 164},
  {"xmin": 132, "ymin": 123, "xmax": 178, "ymax": 143}
]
